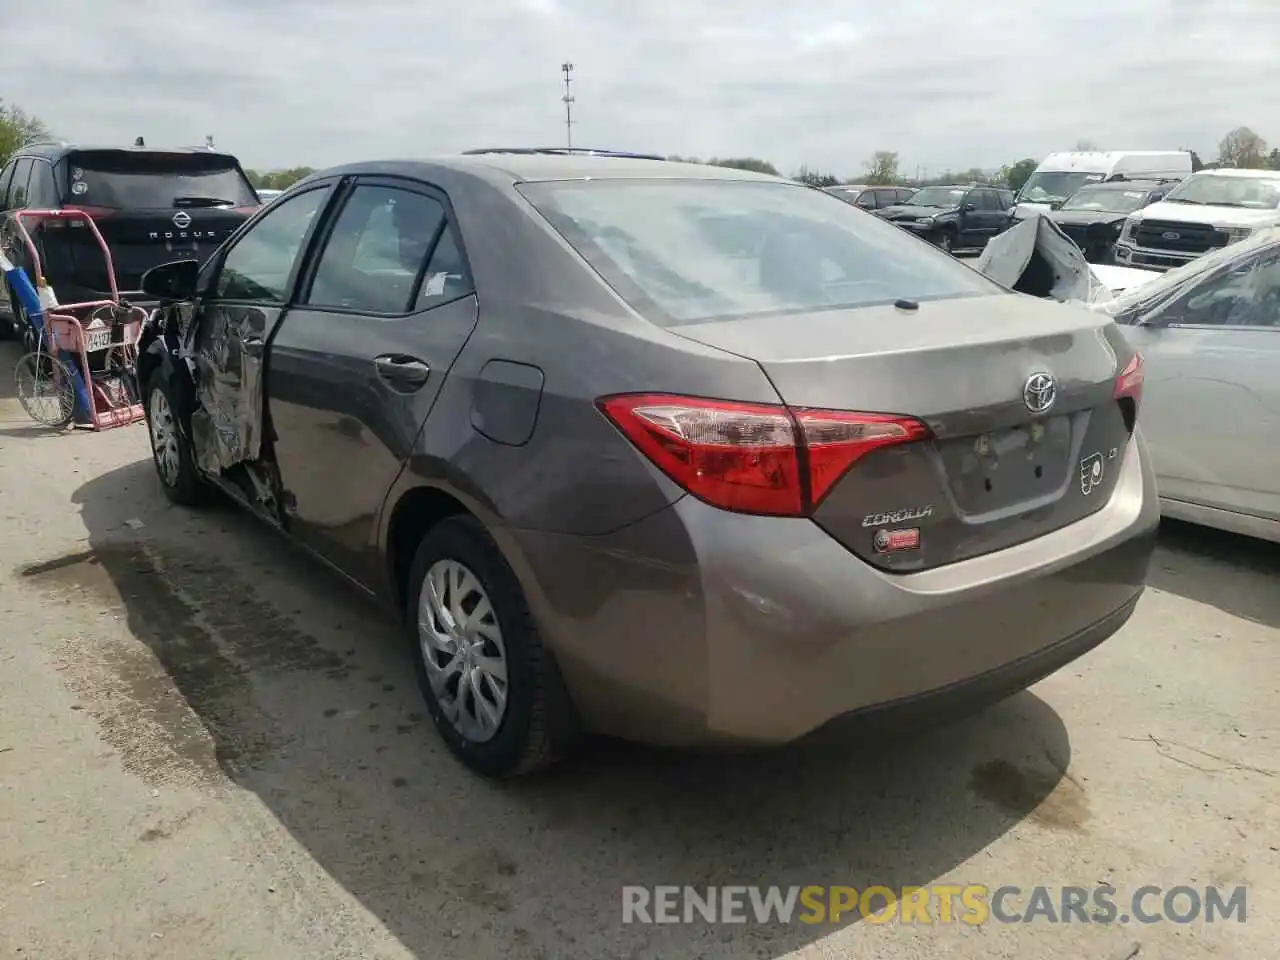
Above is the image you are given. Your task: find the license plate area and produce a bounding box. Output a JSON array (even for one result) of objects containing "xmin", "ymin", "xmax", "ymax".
[
  {"xmin": 85, "ymin": 327, "xmax": 113, "ymax": 352},
  {"xmin": 936, "ymin": 416, "xmax": 1073, "ymax": 512}
]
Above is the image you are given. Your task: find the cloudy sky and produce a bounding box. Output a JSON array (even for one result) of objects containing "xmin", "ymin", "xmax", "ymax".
[{"xmin": 4, "ymin": 0, "xmax": 1278, "ymax": 176}]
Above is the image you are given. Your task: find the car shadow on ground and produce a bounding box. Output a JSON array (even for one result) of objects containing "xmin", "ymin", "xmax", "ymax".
[
  {"xmin": 1149, "ymin": 519, "xmax": 1280, "ymax": 628},
  {"xmin": 38, "ymin": 458, "xmax": 1081, "ymax": 959}
]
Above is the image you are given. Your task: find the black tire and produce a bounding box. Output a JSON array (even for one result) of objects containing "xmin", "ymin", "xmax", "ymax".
[
  {"xmin": 145, "ymin": 370, "xmax": 209, "ymax": 506},
  {"xmin": 406, "ymin": 515, "xmax": 581, "ymax": 778}
]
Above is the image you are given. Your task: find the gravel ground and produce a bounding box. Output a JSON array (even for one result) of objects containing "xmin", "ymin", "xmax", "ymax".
[{"xmin": 0, "ymin": 338, "xmax": 1276, "ymax": 959}]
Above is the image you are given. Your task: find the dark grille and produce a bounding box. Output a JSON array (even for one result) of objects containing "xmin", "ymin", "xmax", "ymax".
[
  {"xmin": 1134, "ymin": 219, "xmax": 1228, "ymax": 254},
  {"xmin": 1058, "ymin": 223, "xmax": 1088, "ymax": 246}
]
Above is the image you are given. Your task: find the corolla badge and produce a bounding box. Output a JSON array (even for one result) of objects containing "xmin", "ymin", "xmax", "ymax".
[
  {"xmin": 862, "ymin": 506, "xmax": 933, "ymax": 528},
  {"xmin": 1023, "ymin": 372, "xmax": 1057, "ymax": 415},
  {"xmin": 172, "ymin": 210, "xmax": 192, "ymax": 228},
  {"xmin": 1080, "ymin": 453, "xmax": 1104, "ymax": 495}
]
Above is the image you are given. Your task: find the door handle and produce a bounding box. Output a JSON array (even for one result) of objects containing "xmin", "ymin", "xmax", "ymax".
[
  {"xmin": 242, "ymin": 336, "xmax": 264, "ymax": 358},
  {"xmin": 373, "ymin": 354, "xmax": 431, "ymax": 388}
]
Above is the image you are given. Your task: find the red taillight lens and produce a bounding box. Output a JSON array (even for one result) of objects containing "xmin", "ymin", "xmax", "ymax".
[
  {"xmin": 597, "ymin": 393, "xmax": 928, "ymax": 517},
  {"xmin": 794, "ymin": 408, "xmax": 930, "ymax": 504},
  {"xmin": 1115, "ymin": 352, "xmax": 1144, "ymax": 405}
]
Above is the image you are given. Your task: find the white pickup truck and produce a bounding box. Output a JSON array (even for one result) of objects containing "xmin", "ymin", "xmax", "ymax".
[{"xmin": 1113, "ymin": 168, "xmax": 1280, "ymax": 271}]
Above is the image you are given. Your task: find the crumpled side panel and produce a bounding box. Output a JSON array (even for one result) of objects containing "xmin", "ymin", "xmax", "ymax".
[
  {"xmin": 975, "ymin": 214, "xmax": 1113, "ymax": 305},
  {"xmin": 189, "ymin": 304, "xmax": 264, "ymax": 475}
]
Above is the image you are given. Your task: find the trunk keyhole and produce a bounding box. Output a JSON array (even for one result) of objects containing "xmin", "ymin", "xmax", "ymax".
[
  {"xmin": 984, "ymin": 478, "xmax": 993, "ymax": 493},
  {"xmin": 1034, "ymin": 465, "xmax": 1044, "ymax": 479}
]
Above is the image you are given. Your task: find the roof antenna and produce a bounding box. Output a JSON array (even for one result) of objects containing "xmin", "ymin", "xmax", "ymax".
[{"xmin": 134, "ymin": 136, "xmax": 145, "ymax": 147}]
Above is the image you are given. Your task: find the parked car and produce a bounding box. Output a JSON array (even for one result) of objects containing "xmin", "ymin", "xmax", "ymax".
[
  {"xmin": 1012, "ymin": 151, "xmax": 1191, "ymax": 220},
  {"xmin": 136, "ymin": 151, "xmax": 1158, "ymax": 778},
  {"xmin": 876, "ymin": 184, "xmax": 1014, "ymax": 253},
  {"xmin": 1104, "ymin": 227, "xmax": 1280, "ymax": 542},
  {"xmin": 822, "ymin": 184, "xmax": 916, "ymax": 211},
  {"xmin": 256, "ymin": 188, "xmax": 284, "ymax": 203},
  {"xmin": 1114, "ymin": 168, "xmax": 1280, "ymax": 272},
  {"xmin": 1047, "ymin": 179, "xmax": 1179, "ymax": 263},
  {"xmin": 0, "ymin": 141, "xmax": 260, "ymax": 339}
]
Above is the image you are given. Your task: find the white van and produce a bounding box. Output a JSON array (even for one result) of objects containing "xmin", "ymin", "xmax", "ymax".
[
  {"xmin": 1113, "ymin": 168, "xmax": 1280, "ymax": 271},
  {"xmin": 1012, "ymin": 151, "xmax": 1192, "ymax": 219}
]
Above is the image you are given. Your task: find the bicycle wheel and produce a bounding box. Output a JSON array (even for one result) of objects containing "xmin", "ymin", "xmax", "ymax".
[{"xmin": 14, "ymin": 351, "xmax": 77, "ymax": 428}]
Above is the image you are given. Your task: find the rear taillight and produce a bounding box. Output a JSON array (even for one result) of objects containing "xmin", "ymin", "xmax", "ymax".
[
  {"xmin": 597, "ymin": 393, "xmax": 929, "ymax": 517},
  {"xmin": 1115, "ymin": 352, "xmax": 1143, "ymax": 399},
  {"xmin": 1114, "ymin": 351, "xmax": 1144, "ymax": 432}
]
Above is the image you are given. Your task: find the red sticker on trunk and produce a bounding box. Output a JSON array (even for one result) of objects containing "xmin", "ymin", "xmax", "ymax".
[{"xmin": 873, "ymin": 528, "xmax": 920, "ymax": 553}]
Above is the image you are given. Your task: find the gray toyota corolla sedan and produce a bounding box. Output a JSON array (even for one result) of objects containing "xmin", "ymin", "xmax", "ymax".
[{"xmin": 135, "ymin": 149, "xmax": 1159, "ymax": 778}]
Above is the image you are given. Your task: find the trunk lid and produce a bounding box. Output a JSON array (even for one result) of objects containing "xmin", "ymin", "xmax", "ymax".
[
  {"xmin": 47, "ymin": 150, "xmax": 258, "ymax": 296},
  {"xmin": 667, "ymin": 293, "xmax": 1136, "ymax": 572}
]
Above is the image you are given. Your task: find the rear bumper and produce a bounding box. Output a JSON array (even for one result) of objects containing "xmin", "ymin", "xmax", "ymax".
[{"xmin": 506, "ymin": 429, "xmax": 1159, "ymax": 747}]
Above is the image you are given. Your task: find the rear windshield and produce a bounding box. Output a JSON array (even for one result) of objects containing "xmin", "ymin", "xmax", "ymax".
[
  {"xmin": 516, "ymin": 179, "xmax": 1000, "ymax": 325},
  {"xmin": 63, "ymin": 150, "xmax": 258, "ymax": 209}
]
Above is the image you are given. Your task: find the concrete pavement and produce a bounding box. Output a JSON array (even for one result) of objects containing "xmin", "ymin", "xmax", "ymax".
[{"xmin": 0, "ymin": 339, "xmax": 1275, "ymax": 959}]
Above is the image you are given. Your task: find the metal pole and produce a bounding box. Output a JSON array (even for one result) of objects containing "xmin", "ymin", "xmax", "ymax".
[{"xmin": 561, "ymin": 62, "xmax": 575, "ymax": 149}]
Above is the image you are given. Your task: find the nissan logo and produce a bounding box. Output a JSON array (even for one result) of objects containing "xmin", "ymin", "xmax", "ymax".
[
  {"xmin": 1023, "ymin": 372, "xmax": 1057, "ymax": 415},
  {"xmin": 172, "ymin": 210, "xmax": 192, "ymax": 228},
  {"xmin": 1161, "ymin": 231, "xmax": 1180, "ymax": 240}
]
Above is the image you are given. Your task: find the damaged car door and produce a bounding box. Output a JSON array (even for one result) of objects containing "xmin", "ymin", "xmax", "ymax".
[
  {"xmin": 184, "ymin": 183, "xmax": 334, "ymax": 501},
  {"xmin": 263, "ymin": 179, "xmax": 479, "ymax": 585}
]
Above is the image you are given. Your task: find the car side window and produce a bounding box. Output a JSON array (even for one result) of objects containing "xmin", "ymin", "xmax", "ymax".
[
  {"xmin": 415, "ymin": 223, "xmax": 475, "ymax": 309},
  {"xmin": 305, "ymin": 184, "xmax": 446, "ymax": 314},
  {"xmin": 27, "ymin": 162, "xmax": 58, "ymax": 207},
  {"xmin": 853, "ymin": 191, "xmax": 874, "ymax": 209},
  {"xmin": 976, "ymin": 190, "xmax": 999, "ymax": 211},
  {"xmin": 1169, "ymin": 249, "xmax": 1280, "ymax": 328},
  {"xmin": 8, "ymin": 158, "xmax": 34, "ymax": 209},
  {"xmin": 216, "ymin": 187, "xmax": 329, "ymax": 302},
  {"xmin": 0, "ymin": 162, "xmax": 15, "ymax": 209},
  {"xmin": 897, "ymin": 189, "xmax": 916, "ymax": 204}
]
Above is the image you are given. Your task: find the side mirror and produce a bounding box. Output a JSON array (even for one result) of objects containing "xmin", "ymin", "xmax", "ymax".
[
  {"xmin": 963, "ymin": 202, "xmax": 977, "ymax": 212},
  {"xmin": 140, "ymin": 258, "xmax": 200, "ymax": 302}
]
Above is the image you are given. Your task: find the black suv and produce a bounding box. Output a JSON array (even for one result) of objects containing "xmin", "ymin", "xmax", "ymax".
[
  {"xmin": 1045, "ymin": 179, "xmax": 1177, "ymax": 264},
  {"xmin": 875, "ymin": 184, "xmax": 1013, "ymax": 253},
  {"xmin": 1, "ymin": 142, "xmax": 261, "ymax": 338}
]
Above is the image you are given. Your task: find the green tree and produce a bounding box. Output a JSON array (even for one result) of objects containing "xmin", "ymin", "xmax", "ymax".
[
  {"xmin": 245, "ymin": 166, "xmax": 317, "ymax": 190},
  {"xmin": 996, "ymin": 158, "xmax": 1038, "ymax": 192},
  {"xmin": 864, "ymin": 150, "xmax": 899, "ymax": 185},
  {"xmin": 792, "ymin": 165, "xmax": 840, "ymax": 187},
  {"xmin": 1217, "ymin": 127, "xmax": 1268, "ymax": 169},
  {"xmin": 706, "ymin": 156, "xmax": 781, "ymax": 176},
  {"xmin": 0, "ymin": 101, "xmax": 53, "ymax": 165},
  {"xmin": 1179, "ymin": 148, "xmax": 1205, "ymax": 172}
]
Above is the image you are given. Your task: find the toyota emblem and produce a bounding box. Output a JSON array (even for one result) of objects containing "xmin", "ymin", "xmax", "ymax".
[
  {"xmin": 1023, "ymin": 372, "xmax": 1057, "ymax": 415},
  {"xmin": 172, "ymin": 210, "xmax": 192, "ymax": 228},
  {"xmin": 1161, "ymin": 231, "xmax": 1180, "ymax": 240}
]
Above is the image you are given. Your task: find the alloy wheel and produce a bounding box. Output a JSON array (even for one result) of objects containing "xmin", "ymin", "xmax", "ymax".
[
  {"xmin": 149, "ymin": 387, "xmax": 181, "ymax": 487},
  {"xmin": 418, "ymin": 559, "xmax": 510, "ymax": 743}
]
